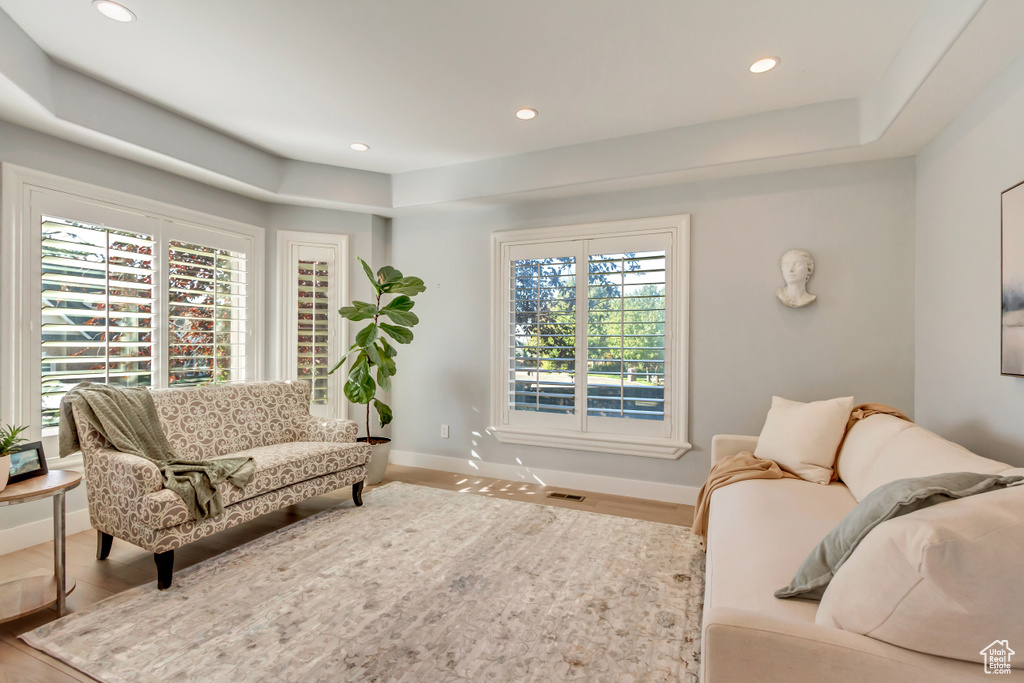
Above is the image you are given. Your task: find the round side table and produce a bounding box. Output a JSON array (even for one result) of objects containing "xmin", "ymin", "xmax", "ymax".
[{"xmin": 0, "ymin": 470, "xmax": 82, "ymax": 622}]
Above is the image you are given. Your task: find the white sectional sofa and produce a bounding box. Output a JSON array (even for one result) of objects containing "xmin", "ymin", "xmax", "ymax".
[{"xmin": 701, "ymin": 415, "xmax": 1022, "ymax": 682}]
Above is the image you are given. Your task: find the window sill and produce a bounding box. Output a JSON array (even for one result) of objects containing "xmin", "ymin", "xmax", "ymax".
[{"xmin": 490, "ymin": 426, "xmax": 690, "ymax": 459}]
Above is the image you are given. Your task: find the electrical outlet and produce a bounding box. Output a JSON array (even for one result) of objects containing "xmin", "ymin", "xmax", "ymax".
[{"xmin": 440, "ymin": 424, "xmax": 449, "ymax": 438}]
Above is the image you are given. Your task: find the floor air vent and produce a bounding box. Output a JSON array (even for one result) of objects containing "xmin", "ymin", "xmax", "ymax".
[{"xmin": 547, "ymin": 492, "xmax": 586, "ymax": 502}]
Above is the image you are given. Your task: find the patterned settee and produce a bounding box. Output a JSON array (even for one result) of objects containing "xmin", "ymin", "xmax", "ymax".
[{"xmin": 74, "ymin": 381, "xmax": 370, "ymax": 589}]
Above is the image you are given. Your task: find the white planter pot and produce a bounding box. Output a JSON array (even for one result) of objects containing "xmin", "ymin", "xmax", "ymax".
[
  {"xmin": 358, "ymin": 437, "xmax": 391, "ymax": 486},
  {"xmin": 0, "ymin": 454, "xmax": 10, "ymax": 492}
]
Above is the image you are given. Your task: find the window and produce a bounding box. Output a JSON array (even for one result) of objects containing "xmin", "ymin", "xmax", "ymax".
[
  {"xmin": 41, "ymin": 216, "xmax": 154, "ymax": 427},
  {"xmin": 491, "ymin": 215, "xmax": 689, "ymax": 458},
  {"xmin": 297, "ymin": 259, "xmax": 330, "ymax": 405},
  {"xmin": 276, "ymin": 231, "xmax": 348, "ymax": 419},
  {"xmin": 1, "ymin": 165, "xmax": 265, "ymax": 461},
  {"xmin": 168, "ymin": 240, "xmax": 247, "ymax": 387}
]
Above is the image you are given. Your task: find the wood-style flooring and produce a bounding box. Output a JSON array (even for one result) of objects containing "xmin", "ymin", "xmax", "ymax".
[{"xmin": 0, "ymin": 464, "xmax": 694, "ymax": 681}]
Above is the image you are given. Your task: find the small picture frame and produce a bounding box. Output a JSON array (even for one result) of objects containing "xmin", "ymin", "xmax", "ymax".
[{"xmin": 7, "ymin": 441, "xmax": 48, "ymax": 485}]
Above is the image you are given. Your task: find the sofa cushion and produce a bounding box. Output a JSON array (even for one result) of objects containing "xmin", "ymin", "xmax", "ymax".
[
  {"xmin": 816, "ymin": 484, "xmax": 1024, "ymax": 666},
  {"xmin": 775, "ymin": 472, "xmax": 1023, "ymax": 600},
  {"xmin": 836, "ymin": 415, "xmax": 1010, "ymax": 501},
  {"xmin": 703, "ymin": 478, "xmax": 857, "ymax": 627},
  {"xmin": 754, "ymin": 396, "xmax": 854, "ymax": 484},
  {"xmin": 139, "ymin": 441, "xmax": 368, "ymax": 529}
]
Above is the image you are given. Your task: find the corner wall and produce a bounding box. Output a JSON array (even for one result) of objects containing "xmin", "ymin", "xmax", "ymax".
[
  {"xmin": 389, "ymin": 158, "xmax": 917, "ymax": 493},
  {"xmin": 915, "ymin": 53, "xmax": 1024, "ymax": 465}
]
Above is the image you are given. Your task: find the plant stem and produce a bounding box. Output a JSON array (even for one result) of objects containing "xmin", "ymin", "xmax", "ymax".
[{"xmin": 366, "ymin": 286, "xmax": 384, "ymax": 441}]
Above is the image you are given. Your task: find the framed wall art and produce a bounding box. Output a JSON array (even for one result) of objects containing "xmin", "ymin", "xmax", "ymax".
[{"xmin": 1002, "ymin": 180, "xmax": 1024, "ymax": 376}]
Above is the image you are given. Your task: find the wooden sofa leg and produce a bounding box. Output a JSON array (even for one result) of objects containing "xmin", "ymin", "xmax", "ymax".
[
  {"xmin": 97, "ymin": 531, "xmax": 113, "ymax": 560},
  {"xmin": 352, "ymin": 481, "xmax": 364, "ymax": 507},
  {"xmin": 155, "ymin": 550, "xmax": 174, "ymax": 590}
]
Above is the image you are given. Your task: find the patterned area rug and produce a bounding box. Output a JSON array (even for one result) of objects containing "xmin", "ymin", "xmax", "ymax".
[{"xmin": 23, "ymin": 482, "xmax": 705, "ymax": 682}]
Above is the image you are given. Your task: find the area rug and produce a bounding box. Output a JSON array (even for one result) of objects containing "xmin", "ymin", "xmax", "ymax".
[{"xmin": 22, "ymin": 481, "xmax": 705, "ymax": 682}]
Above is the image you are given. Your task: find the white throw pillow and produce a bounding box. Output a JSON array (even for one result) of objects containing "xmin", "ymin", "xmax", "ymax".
[
  {"xmin": 816, "ymin": 484, "xmax": 1024, "ymax": 667},
  {"xmin": 753, "ymin": 396, "xmax": 854, "ymax": 484}
]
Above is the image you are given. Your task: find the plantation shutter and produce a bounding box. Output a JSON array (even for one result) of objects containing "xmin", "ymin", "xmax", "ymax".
[
  {"xmin": 500, "ymin": 232, "xmax": 673, "ymax": 439},
  {"xmin": 168, "ymin": 240, "xmax": 248, "ymax": 387},
  {"xmin": 297, "ymin": 259, "xmax": 330, "ymax": 405},
  {"xmin": 584, "ymin": 233, "xmax": 672, "ymax": 438},
  {"xmin": 40, "ymin": 216, "xmax": 155, "ymax": 428},
  {"xmin": 507, "ymin": 243, "xmax": 579, "ymax": 423},
  {"xmin": 586, "ymin": 250, "xmax": 666, "ymax": 421}
]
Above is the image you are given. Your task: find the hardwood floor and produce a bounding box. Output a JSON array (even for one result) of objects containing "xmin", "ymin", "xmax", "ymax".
[{"xmin": 0, "ymin": 464, "xmax": 694, "ymax": 680}]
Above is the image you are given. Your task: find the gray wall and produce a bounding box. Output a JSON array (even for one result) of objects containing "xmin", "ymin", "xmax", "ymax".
[
  {"xmin": 915, "ymin": 52, "xmax": 1024, "ymax": 466},
  {"xmin": 389, "ymin": 158, "xmax": 917, "ymax": 489}
]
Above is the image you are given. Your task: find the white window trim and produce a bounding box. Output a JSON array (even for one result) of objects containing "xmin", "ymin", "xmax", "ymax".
[
  {"xmin": 1, "ymin": 163, "xmax": 266, "ymax": 466},
  {"xmin": 490, "ymin": 214, "xmax": 691, "ymax": 459},
  {"xmin": 275, "ymin": 230, "xmax": 349, "ymax": 419}
]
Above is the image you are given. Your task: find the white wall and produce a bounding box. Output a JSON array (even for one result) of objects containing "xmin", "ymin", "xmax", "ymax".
[
  {"xmin": 915, "ymin": 53, "xmax": 1024, "ymax": 466},
  {"xmin": 389, "ymin": 158, "xmax": 917, "ymax": 490}
]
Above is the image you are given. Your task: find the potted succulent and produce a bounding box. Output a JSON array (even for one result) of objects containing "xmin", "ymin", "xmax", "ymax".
[
  {"xmin": 0, "ymin": 424, "xmax": 29, "ymax": 492},
  {"xmin": 330, "ymin": 258, "xmax": 425, "ymax": 484}
]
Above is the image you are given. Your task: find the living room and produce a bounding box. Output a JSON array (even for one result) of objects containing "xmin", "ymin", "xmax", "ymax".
[{"xmin": 0, "ymin": 1, "xmax": 1022, "ymax": 681}]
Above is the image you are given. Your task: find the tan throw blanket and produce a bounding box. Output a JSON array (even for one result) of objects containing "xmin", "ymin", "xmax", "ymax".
[
  {"xmin": 60, "ymin": 382, "xmax": 255, "ymax": 521},
  {"xmin": 692, "ymin": 403, "xmax": 911, "ymax": 541}
]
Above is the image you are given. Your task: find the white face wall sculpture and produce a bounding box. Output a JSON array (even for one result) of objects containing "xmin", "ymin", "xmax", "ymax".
[{"xmin": 776, "ymin": 249, "xmax": 816, "ymax": 308}]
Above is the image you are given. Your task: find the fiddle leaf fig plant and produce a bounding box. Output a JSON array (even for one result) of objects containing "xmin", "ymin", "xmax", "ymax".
[
  {"xmin": 330, "ymin": 258, "xmax": 425, "ymax": 440},
  {"xmin": 0, "ymin": 424, "xmax": 29, "ymax": 458}
]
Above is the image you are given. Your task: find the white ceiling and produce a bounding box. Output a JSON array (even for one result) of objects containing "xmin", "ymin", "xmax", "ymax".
[
  {"xmin": 1, "ymin": 0, "xmax": 927, "ymax": 173},
  {"xmin": 0, "ymin": 0, "xmax": 1022, "ymax": 213}
]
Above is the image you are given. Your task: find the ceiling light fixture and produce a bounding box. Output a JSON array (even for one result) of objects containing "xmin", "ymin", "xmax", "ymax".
[
  {"xmin": 350, "ymin": 143, "xmax": 370, "ymax": 152},
  {"xmin": 93, "ymin": 1, "xmax": 136, "ymax": 22},
  {"xmin": 515, "ymin": 108, "xmax": 538, "ymax": 121},
  {"xmin": 749, "ymin": 57, "xmax": 778, "ymax": 74}
]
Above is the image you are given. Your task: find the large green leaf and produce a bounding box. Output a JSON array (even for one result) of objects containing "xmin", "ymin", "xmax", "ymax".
[
  {"xmin": 387, "ymin": 276, "xmax": 426, "ymax": 295},
  {"xmin": 376, "ymin": 265, "xmax": 403, "ymax": 286},
  {"xmin": 375, "ymin": 369, "xmax": 391, "ymax": 393},
  {"xmin": 358, "ymin": 257, "xmax": 381, "ymax": 294},
  {"xmin": 381, "ymin": 308, "xmax": 419, "ymax": 327},
  {"xmin": 344, "ymin": 356, "xmax": 375, "ymax": 404},
  {"xmin": 338, "ymin": 301, "xmax": 377, "ymax": 321},
  {"xmin": 373, "ymin": 399, "xmax": 393, "ymax": 428},
  {"xmin": 382, "ymin": 295, "xmax": 414, "ymax": 311},
  {"xmin": 379, "ymin": 338, "xmax": 398, "ymax": 358},
  {"xmin": 380, "ymin": 323, "xmax": 414, "ymax": 344},
  {"xmin": 355, "ymin": 323, "xmax": 378, "ymax": 347},
  {"xmin": 378, "ymin": 353, "xmax": 396, "ymax": 377},
  {"xmin": 363, "ymin": 341, "xmax": 383, "ymax": 367}
]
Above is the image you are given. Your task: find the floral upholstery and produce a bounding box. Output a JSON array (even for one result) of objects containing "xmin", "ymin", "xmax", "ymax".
[
  {"xmin": 139, "ymin": 441, "xmax": 368, "ymax": 529},
  {"xmin": 150, "ymin": 381, "xmax": 358, "ymax": 461},
  {"xmin": 75, "ymin": 381, "xmax": 368, "ymax": 553}
]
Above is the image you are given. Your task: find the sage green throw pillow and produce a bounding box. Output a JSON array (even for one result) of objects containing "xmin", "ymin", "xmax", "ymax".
[{"xmin": 775, "ymin": 471, "xmax": 1024, "ymax": 600}]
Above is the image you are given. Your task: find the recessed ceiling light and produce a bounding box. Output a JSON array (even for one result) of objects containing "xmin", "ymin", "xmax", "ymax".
[
  {"xmin": 93, "ymin": 1, "xmax": 136, "ymax": 22},
  {"xmin": 749, "ymin": 57, "xmax": 778, "ymax": 74},
  {"xmin": 515, "ymin": 108, "xmax": 538, "ymax": 121},
  {"xmin": 350, "ymin": 142, "xmax": 370, "ymax": 152}
]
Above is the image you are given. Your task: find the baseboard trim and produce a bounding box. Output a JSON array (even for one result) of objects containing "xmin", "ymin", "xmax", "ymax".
[
  {"xmin": 389, "ymin": 450, "xmax": 699, "ymax": 505},
  {"xmin": 0, "ymin": 508, "xmax": 93, "ymax": 556}
]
